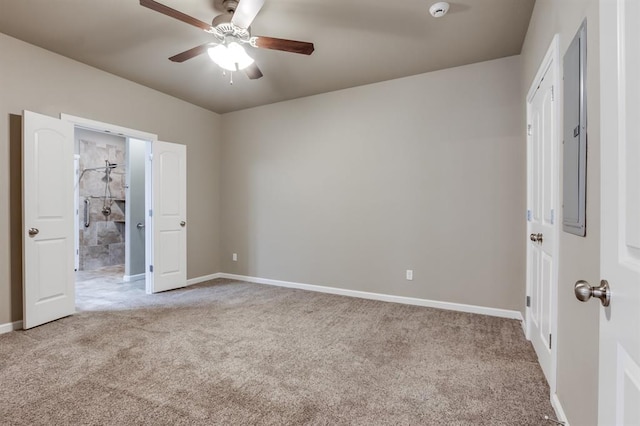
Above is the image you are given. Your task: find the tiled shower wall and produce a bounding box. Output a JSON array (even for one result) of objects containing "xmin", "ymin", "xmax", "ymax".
[{"xmin": 78, "ymin": 136, "xmax": 127, "ymax": 271}]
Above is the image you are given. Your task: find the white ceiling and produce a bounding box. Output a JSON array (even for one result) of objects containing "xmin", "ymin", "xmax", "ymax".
[{"xmin": 0, "ymin": 0, "xmax": 535, "ymax": 114}]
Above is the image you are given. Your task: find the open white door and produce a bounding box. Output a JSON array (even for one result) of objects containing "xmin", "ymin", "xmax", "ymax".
[
  {"xmin": 597, "ymin": 0, "xmax": 640, "ymax": 424},
  {"xmin": 23, "ymin": 111, "xmax": 75, "ymax": 329},
  {"xmin": 150, "ymin": 141, "xmax": 187, "ymax": 293},
  {"xmin": 526, "ymin": 39, "xmax": 559, "ymax": 391}
]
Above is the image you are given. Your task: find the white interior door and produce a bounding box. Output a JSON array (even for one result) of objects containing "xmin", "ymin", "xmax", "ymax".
[
  {"xmin": 23, "ymin": 110, "xmax": 75, "ymax": 329},
  {"xmin": 150, "ymin": 141, "xmax": 187, "ymax": 293},
  {"xmin": 598, "ymin": 0, "xmax": 640, "ymax": 424},
  {"xmin": 526, "ymin": 55, "xmax": 558, "ymax": 390}
]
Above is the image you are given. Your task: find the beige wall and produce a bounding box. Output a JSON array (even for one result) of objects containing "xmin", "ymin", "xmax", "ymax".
[
  {"xmin": 0, "ymin": 33, "xmax": 222, "ymax": 325},
  {"xmin": 221, "ymin": 56, "xmax": 525, "ymax": 312},
  {"xmin": 522, "ymin": 1, "xmax": 600, "ymax": 425}
]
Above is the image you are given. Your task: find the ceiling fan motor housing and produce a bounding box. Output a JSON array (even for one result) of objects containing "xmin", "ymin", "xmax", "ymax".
[{"xmin": 211, "ymin": 13, "xmax": 250, "ymax": 41}]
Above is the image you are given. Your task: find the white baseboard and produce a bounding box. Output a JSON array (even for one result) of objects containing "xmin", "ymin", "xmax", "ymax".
[
  {"xmin": 186, "ymin": 273, "xmax": 223, "ymax": 286},
  {"xmin": 551, "ymin": 393, "xmax": 570, "ymax": 425},
  {"xmin": 218, "ymin": 273, "xmax": 523, "ymax": 321},
  {"xmin": 0, "ymin": 320, "xmax": 23, "ymax": 334},
  {"xmin": 123, "ymin": 273, "xmax": 145, "ymax": 282}
]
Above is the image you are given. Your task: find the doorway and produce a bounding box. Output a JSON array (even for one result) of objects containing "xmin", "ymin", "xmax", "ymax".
[
  {"xmin": 61, "ymin": 114, "xmax": 157, "ymax": 297},
  {"xmin": 525, "ymin": 35, "xmax": 560, "ymax": 394},
  {"xmin": 23, "ymin": 111, "xmax": 188, "ymax": 328},
  {"xmin": 73, "ymin": 128, "xmax": 148, "ymax": 308}
]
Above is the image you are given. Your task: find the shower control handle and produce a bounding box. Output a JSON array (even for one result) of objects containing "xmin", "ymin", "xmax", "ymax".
[
  {"xmin": 28, "ymin": 228, "xmax": 39, "ymax": 237},
  {"xmin": 180, "ymin": 221, "xmax": 186, "ymax": 227}
]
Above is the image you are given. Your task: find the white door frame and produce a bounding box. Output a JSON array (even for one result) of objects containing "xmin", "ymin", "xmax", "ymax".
[
  {"xmin": 525, "ymin": 35, "xmax": 561, "ymax": 394},
  {"xmin": 60, "ymin": 114, "xmax": 157, "ymax": 294},
  {"xmin": 74, "ymin": 154, "xmax": 80, "ymax": 271}
]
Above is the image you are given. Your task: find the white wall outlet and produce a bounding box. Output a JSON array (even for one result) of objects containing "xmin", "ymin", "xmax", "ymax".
[
  {"xmin": 406, "ymin": 270, "xmax": 413, "ymax": 281},
  {"xmin": 232, "ymin": 253, "xmax": 238, "ymax": 262}
]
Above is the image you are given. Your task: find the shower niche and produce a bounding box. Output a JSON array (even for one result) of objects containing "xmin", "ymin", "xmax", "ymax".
[{"xmin": 76, "ymin": 130, "xmax": 127, "ymax": 271}]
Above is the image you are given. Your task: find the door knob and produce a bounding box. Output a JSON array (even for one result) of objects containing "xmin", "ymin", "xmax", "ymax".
[
  {"xmin": 180, "ymin": 221, "xmax": 186, "ymax": 227},
  {"xmin": 28, "ymin": 228, "xmax": 39, "ymax": 237},
  {"xmin": 574, "ymin": 279, "xmax": 611, "ymax": 307},
  {"xmin": 529, "ymin": 233, "xmax": 543, "ymax": 243},
  {"xmin": 136, "ymin": 222, "xmax": 145, "ymax": 229}
]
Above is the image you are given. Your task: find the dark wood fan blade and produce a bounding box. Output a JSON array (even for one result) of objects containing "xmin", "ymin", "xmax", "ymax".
[
  {"xmin": 231, "ymin": 0, "xmax": 265, "ymax": 29},
  {"xmin": 169, "ymin": 43, "xmax": 212, "ymax": 62},
  {"xmin": 252, "ymin": 36, "xmax": 314, "ymax": 55},
  {"xmin": 140, "ymin": 0, "xmax": 213, "ymax": 32},
  {"xmin": 244, "ymin": 63, "xmax": 263, "ymax": 80}
]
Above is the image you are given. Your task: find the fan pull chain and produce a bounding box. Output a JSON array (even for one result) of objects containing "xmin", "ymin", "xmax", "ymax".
[{"xmin": 220, "ymin": 70, "xmax": 233, "ymax": 85}]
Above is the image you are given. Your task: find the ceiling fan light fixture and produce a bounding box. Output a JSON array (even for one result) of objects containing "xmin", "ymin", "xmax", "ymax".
[{"xmin": 207, "ymin": 42, "xmax": 254, "ymax": 71}]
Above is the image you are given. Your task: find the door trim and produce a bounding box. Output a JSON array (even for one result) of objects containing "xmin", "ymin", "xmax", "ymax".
[
  {"xmin": 74, "ymin": 154, "xmax": 80, "ymax": 271},
  {"xmin": 60, "ymin": 114, "xmax": 157, "ymax": 142},
  {"xmin": 525, "ymin": 34, "xmax": 561, "ymax": 394}
]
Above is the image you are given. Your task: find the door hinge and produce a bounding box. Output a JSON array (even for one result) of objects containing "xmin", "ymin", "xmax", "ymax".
[
  {"xmin": 549, "ymin": 334, "xmax": 552, "ymax": 349},
  {"xmin": 149, "ymin": 209, "xmax": 153, "ymax": 217},
  {"xmin": 527, "ymin": 124, "xmax": 532, "ymax": 136},
  {"xmin": 149, "ymin": 153, "xmax": 153, "ymax": 161},
  {"xmin": 527, "ymin": 209, "xmax": 532, "ymax": 221},
  {"xmin": 149, "ymin": 265, "xmax": 154, "ymax": 272},
  {"xmin": 551, "ymin": 85, "xmax": 555, "ymax": 101},
  {"xmin": 526, "ymin": 296, "xmax": 531, "ymax": 307},
  {"xmin": 550, "ymin": 209, "xmax": 555, "ymax": 225}
]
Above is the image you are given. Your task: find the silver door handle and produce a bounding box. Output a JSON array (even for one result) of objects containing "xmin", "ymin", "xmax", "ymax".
[
  {"xmin": 529, "ymin": 233, "xmax": 543, "ymax": 243},
  {"xmin": 28, "ymin": 228, "xmax": 39, "ymax": 237},
  {"xmin": 574, "ymin": 279, "xmax": 611, "ymax": 307},
  {"xmin": 136, "ymin": 223, "xmax": 145, "ymax": 229},
  {"xmin": 180, "ymin": 221, "xmax": 186, "ymax": 227}
]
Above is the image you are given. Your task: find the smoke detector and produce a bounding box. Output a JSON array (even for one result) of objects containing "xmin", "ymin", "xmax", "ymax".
[{"xmin": 429, "ymin": 2, "xmax": 450, "ymax": 18}]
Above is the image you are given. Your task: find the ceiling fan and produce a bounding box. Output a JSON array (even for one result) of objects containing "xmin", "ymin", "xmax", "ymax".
[{"xmin": 140, "ymin": 0, "xmax": 315, "ymax": 81}]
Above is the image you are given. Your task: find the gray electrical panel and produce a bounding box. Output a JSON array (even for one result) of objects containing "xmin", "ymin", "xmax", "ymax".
[{"xmin": 563, "ymin": 21, "xmax": 587, "ymax": 237}]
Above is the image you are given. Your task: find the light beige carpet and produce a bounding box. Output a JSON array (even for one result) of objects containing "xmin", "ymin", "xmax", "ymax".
[{"xmin": 0, "ymin": 279, "xmax": 554, "ymax": 425}]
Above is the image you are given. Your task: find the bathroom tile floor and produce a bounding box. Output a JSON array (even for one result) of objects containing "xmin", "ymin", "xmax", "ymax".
[{"xmin": 75, "ymin": 265, "xmax": 145, "ymax": 311}]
